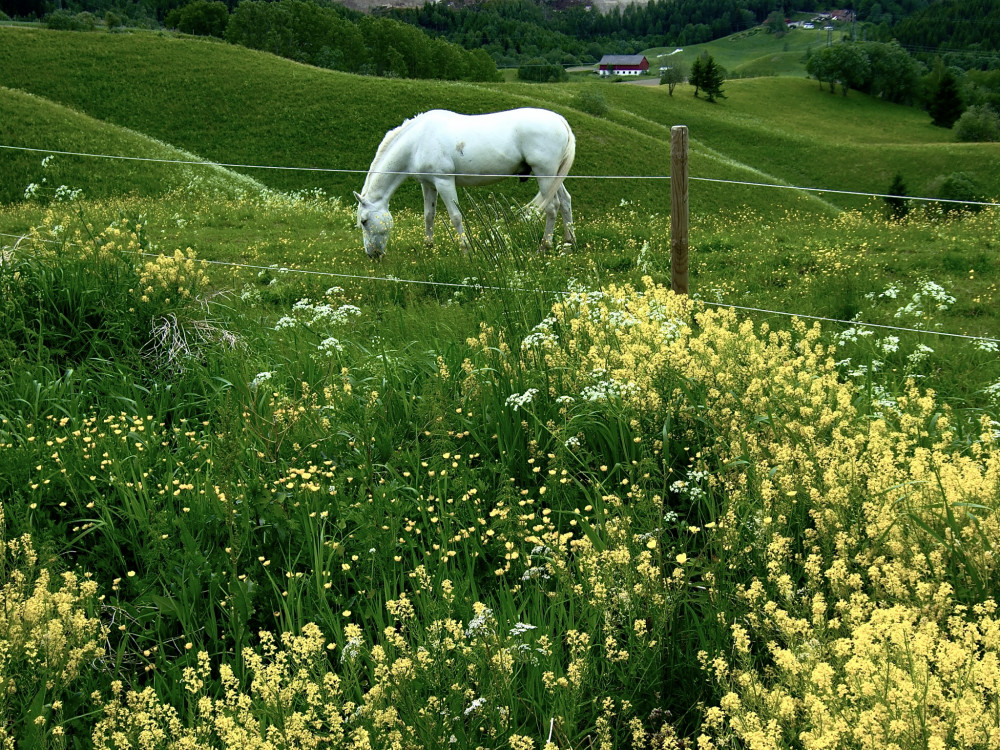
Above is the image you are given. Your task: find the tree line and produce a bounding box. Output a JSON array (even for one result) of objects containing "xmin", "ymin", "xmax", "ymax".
[
  {"xmin": 222, "ymin": 0, "xmax": 498, "ymax": 80},
  {"xmin": 387, "ymin": 0, "xmax": 769, "ymax": 66},
  {"xmin": 804, "ymin": 39, "xmax": 1000, "ymax": 140},
  {"xmin": 12, "ymin": 0, "xmax": 500, "ymax": 82}
]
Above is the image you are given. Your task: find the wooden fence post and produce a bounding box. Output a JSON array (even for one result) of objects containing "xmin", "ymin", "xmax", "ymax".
[{"xmin": 670, "ymin": 125, "xmax": 689, "ymax": 295}]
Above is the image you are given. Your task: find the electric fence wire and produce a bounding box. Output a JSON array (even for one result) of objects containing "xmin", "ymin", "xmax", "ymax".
[
  {"xmin": 2, "ymin": 142, "xmax": 998, "ymax": 206},
  {"xmin": 3, "ymin": 229, "xmax": 999, "ymax": 345}
]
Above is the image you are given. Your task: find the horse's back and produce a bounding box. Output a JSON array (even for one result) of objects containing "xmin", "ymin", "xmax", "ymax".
[{"xmin": 424, "ymin": 108, "xmax": 572, "ymax": 159}]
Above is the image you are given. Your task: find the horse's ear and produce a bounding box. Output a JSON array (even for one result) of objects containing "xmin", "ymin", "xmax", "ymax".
[{"xmin": 353, "ymin": 191, "xmax": 365, "ymax": 204}]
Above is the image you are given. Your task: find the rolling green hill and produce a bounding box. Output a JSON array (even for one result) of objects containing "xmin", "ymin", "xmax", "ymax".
[
  {"xmin": 0, "ymin": 85, "xmax": 268, "ymax": 204},
  {"xmin": 1, "ymin": 26, "xmax": 998, "ymax": 219},
  {"xmin": 644, "ymin": 25, "xmax": 843, "ymax": 78}
]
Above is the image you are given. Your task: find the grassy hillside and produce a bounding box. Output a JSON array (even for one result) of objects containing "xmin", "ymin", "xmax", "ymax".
[
  {"xmin": 0, "ymin": 86, "xmax": 268, "ymax": 204},
  {"xmin": 492, "ymin": 75, "xmax": 1000, "ymax": 212},
  {"xmin": 3, "ymin": 27, "xmax": 998, "ymax": 223},
  {"xmin": 4, "ymin": 25, "xmax": 1000, "ymax": 750},
  {"xmin": 644, "ymin": 24, "xmax": 845, "ymax": 78},
  {"xmin": 0, "ymin": 28, "xmax": 696, "ymax": 216}
]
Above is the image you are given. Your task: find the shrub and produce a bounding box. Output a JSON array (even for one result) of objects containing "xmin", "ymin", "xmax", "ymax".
[
  {"xmin": 955, "ymin": 104, "xmax": 1000, "ymax": 142},
  {"xmin": 933, "ymin": 171, "xmax": 984, "ymax": 213},
  {"xmin": 517, "ymin": 57, "xmax": 567, "ymax": 83},
  {"xmin": 44, "ymin": 10, "xmax": 97, "ymax": 30},
  {"xmin": 165, "ymin": 0, "xmax": 229, "ymax": 37},
  {"xmin": 573, "ymin": 88, "xmax": 609, "ymax": 117}
]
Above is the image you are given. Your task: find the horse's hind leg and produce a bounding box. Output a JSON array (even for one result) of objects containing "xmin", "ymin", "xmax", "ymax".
[
  {"xmin": 421, "ymin": 182, "xmax": 438, "ymax": 247},
  {"xmin": 539, "ymin": 201, "xmax": 558, "ymax": 252},
  {"xmin": 558, "ymin": 185, "xmax": 575, "ymax": 247}
]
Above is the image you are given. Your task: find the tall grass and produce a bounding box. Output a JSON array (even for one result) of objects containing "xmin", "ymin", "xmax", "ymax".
[{"xmin": 3, "ymin": 186, "xmax": 1000, "ymax": 746}]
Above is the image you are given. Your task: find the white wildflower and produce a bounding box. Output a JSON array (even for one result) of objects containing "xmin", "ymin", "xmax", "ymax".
[
  {"xmin": 250, "ymin": 371, "xmax": 274, "ymax": 390},
  {"xmin": 506, "ymin": 388, "xmax": 539, "ymax": 412},
  {"xmin": 907, "ymin": 344, "xmax": 934, "ymax": 364}
]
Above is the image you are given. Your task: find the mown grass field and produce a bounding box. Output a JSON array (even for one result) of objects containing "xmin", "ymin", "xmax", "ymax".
[
  {"xmin": 644, "ymin": 24, "xmax": 843, "ymax": 78},
  {"xmin": 2, "ymin": 26, "xmax": 1000, "ymax": 750}
]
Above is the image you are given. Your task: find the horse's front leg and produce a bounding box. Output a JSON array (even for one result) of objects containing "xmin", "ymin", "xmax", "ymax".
[
  {"xmin": 421, "ymin": 182, "xmax": 437, "ymax": 248},
  {"xmin": 434, "ymin": 180, "xmax": 469, "ymax": 253}
]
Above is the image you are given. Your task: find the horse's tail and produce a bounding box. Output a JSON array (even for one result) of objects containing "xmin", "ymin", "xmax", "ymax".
[{"xmin": 529, "ymin": 117, "xmax": 576, "ymax": 213}]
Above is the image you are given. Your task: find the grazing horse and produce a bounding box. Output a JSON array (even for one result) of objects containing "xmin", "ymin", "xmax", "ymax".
[{"xmin": 355, "ymin": 108, "xmax": 576, "ymax": 259}]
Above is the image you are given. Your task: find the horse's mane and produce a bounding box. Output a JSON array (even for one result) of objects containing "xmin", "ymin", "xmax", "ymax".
[{"xmin": 362, "ymin": 113, "xmax": 425, "ymax": 197}]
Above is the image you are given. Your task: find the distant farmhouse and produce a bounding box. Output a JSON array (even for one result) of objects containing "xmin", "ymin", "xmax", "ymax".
[
  {"xmin": 598, "ymin": 55, "xmax": 650, "ymax": 76},
  {"xmin": 786, "ymin": 9, "xmax": 855, "ymax": 28}
]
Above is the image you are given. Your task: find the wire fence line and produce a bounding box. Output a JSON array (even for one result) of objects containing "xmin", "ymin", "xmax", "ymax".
[
  {"xmin": 3, "ymin": 141, "xmax": 999, "ymax": 207},
  {"xmin": 3, "ymin": 229, "xmax": 999, "ymax": 346}
]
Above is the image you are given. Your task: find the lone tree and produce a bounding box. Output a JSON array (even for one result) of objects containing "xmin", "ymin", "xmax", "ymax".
[
  {"xmin": 928, "ymin": 68, "xmax": 964, "ymax": 128},
  {"xmin": 700, "ymin": 54, "xmax": 726, "ymax": 103},
  {"xmin": 689, "ymin": 55, "xmax": 704, "ymax": 97},
  {"xmin": 659, "ymin": 62, "xmax": 686, "ymax": 95}
]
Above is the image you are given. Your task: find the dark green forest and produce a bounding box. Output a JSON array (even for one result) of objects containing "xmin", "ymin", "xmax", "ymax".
[
  {"xmin": 892, "ymin": 0, "xmax": 1000, "ymax": 67},
  {"xmin": 386, "ymin": 0, "xmax": 762, "ymax": 64},
  {"xmin": 3, "ymin": 0, "xmax": 1000, "ymax": 72}
]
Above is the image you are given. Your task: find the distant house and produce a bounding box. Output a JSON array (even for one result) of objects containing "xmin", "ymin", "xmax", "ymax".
[{"xmin": 598, "ymin": 55, "xmax": 650, "ymax": 77}]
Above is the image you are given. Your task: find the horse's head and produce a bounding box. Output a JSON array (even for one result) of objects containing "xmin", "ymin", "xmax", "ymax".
[{"xmin": 354, "ymin": 192, "xmax": 393, "ymax": 260}]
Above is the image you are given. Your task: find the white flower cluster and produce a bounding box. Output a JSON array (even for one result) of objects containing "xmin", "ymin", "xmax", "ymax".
[
  {"xmin": 464, "ymin": 607, "xmax": 495, "ymax": 639},
  {"xmin": 580, "ymin": 377, "xmax": 637, "ymax": 403},
  {"xmin": 894, "ymin": 279, "xmax": 956, "ymax": 320},
  {"xmin": 249, "ymin": 371, "xmax": 275, "ymax": 390},
  {"xmin": 670, "ymin": 469, "xmax": 710, "ymax": 501},
  {"xmin": 464, "ymin": 697, "xmax": 486, "ymax": 716},
  {"xmin": 53, "ymin": 184, "xmax": 83, "ymax": 202},
  {"xmin": 317, "ymin": 337, "xmax": 344, "ymax": 356},
  {"xmin": 878, "ymin": 335, "xmax": 900, "ymax": 354},
  {"xmin": 865, "ymin": 283, "xmax": 900, "ymax": 301},
  {"xmin": 508, "ymin": 622, "xmax": 537, "ymax": 638},
  {"xmin": 505, "ymin": 388, "xmax": 539, "ymax": 412},
  {"xmin": 292, "ymin": 297, "xmax": 362, "ymax": 326},
  {"xmin": 907, "ymin": 343, "xmax": 934, "ymax": 364},
  {"xmin": 846, "ymin": 360, "xmax": 884, "ymax": 379},
  {"xmin": 522, "ymin": 546, "xmax": 553, "ymax": 582},
  {"xmin": 340, "ymin": 633, "xmax": 363, "ymax": 664},
  {"xmin": 837, "ymin": 325, "xmax": 875, "ymax": 346},
  {"xmin": 239, "ymin": 284, "xmax": 261, "ymax": 304},
  {"xmin": 983, "ymin": 382, "xmax": 1000, "ymax": 403},
  {"xmin": 521, "ymin": 316, "xmax": 559, "ymax": 352},
  {"xmin": 870, "ymin": 384, "xmax": 900, "ymax": 415}
]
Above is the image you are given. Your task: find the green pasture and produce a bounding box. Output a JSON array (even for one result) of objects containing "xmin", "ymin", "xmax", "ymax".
[
  {"xmin": 2, "ymin": 26, "xmax": 1000, "ymax": 749},
  {"xmin": 644, "ymin": 24, "xmax": 848, "ymax": 78},
  {"xmin": 3, "ymin": 26, "xmax": 1000, "ymax": 219}
]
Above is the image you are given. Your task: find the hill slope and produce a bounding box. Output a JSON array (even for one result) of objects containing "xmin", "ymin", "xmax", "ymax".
[
  {"xmin": 1, "ymin": 27, "xmax": 998, "ymax": 217},
  {"xmin": 0, "ymin": 85, "xmax": 268, "ymax": 204}
]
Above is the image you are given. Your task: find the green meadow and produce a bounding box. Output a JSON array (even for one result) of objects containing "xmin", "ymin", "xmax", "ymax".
[
  {"xmin": 2, "ymin": 26, "xmax": 1000, "ymax": 750},
  {"xmin": 644, "ymin": 24, "xmax": 843, "ymax": 78}
]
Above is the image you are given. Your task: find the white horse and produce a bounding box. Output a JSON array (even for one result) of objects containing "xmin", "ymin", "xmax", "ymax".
[{"xmin": 354, "ymin": 108, "xmax": 576, "ymax": 259}]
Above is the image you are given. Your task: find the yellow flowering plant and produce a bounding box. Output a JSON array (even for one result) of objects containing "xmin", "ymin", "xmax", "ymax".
[{"xmin": 0, "ymin": 503, "xmax": 107, "ymax": 748}]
